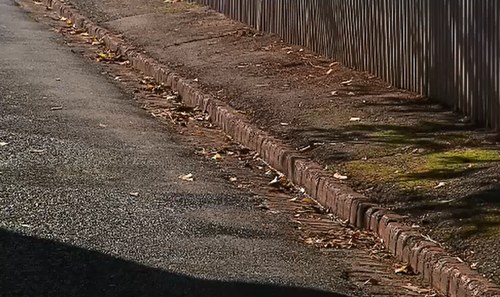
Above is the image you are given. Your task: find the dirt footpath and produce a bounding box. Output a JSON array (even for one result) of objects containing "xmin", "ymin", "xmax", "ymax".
[{"xmin": 64, "ymin": 0, "xmax": 500, "ymax": 286}]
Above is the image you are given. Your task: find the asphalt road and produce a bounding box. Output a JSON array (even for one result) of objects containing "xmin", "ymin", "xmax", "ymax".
[{"xmin": 0, "ymin": 1, "xmax": 360, "ymax": 296}]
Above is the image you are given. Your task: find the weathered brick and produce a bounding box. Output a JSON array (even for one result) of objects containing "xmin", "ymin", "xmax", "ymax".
[
  {"xmin": 396, "ymin": 230, "xmax": 420, "ymax": 263},
  {"xmin": 348, "ymin": 197, "xmax": 370, "ymax": 228}
]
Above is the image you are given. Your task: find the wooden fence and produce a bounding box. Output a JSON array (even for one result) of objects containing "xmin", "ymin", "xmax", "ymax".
[{"xmin": 193, "ymin": 0, "xmax": 500, "ymax": 130}]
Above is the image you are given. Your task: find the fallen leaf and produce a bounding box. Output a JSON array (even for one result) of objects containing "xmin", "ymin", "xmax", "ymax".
[
  {"xmin": 304, "ymin": 238, "xmax": 315, "ymax": 244},
  {"xmin": 257, "ymin": 201, "xmax": 269, "ymax": 210},
  {"xmin": 301, "ymin": 198, "xmax": 312, "ymax": 203},
  {"xmin": 129, "ymin": 192, "xmax": 139, "ymax": 197},
  {"xmin": 334, "ymin": 173, "xmax": 348, "ymax": 180},
  {"xmin": 363, "ymin": 278, "xmax": 379, "ymax": 286},
  {"xmin": 283, "ymin": 181, "xmax": 294, "ymax": 189},
  {"xmin": 30, "ymin": 149, "xmax": 46, "ymax": 153},
  {"xmin": 395, "ymin": 264, "xmax": 413, "ymax": 275},
  {"xmin": 60, "ymin": 17, "xmax": 67, "ymax": 21},
  {"xmin": 298, "ymin": 145, "xmax": 311, "ymax": 153},
  {"xmin": 194, "ymin": 148, "xmax": 207, "ymax": 156},
  {"xmin": 269, "ymin": 176, "xmax": 281, "ymax": 185},
  {"xmin": 212, "ymin": 153, "xmax": 223, "ymax": 161},
  {"xmin": 402, "ymin": 284, "xmax": 431, "ymax": 294},
  {"xmin": 340, "ymin": 78, "xmax": 353, "ymax": 85},
  {"xmin": 179, "ymin": 173, "xmax": 194, "ymax": 182}
]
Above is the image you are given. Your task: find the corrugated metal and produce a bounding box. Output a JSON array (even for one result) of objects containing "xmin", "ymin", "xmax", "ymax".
[{"xmin": 193, "ymin": 0, "xmax": 500, "ymax": 130}]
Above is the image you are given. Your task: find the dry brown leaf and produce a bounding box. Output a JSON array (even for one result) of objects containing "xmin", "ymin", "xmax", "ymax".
[
  {"xmin": 179, "ymin": 173, "xmax": 194, "ymax": 182},
  {"xmin": 395, "ymin": 264, "xmax": 413, "ymax": 275},
  {"xmin": 334, "ymin": 173, "xmax": 348, "ymax": 180}
]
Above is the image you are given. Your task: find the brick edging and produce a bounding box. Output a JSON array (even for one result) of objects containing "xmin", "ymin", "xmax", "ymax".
[{"xmin": 36, "ymin": 1, "xmax": 500, "ymax": 296}]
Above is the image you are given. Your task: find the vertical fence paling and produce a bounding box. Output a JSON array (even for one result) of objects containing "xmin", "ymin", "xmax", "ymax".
[{"xmin": 194, "ymin": 0, "xmax": 500, "ymax": 130}]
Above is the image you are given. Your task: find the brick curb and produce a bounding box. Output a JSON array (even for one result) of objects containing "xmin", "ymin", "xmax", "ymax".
[{"xmin": 37, "ymin": 1, "xmax": 500, "ymax": 296}]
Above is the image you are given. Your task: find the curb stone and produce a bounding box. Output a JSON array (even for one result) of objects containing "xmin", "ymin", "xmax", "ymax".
[{"xmin": 35, "ymin": 1, "xmax": 500, "ymax": 296}]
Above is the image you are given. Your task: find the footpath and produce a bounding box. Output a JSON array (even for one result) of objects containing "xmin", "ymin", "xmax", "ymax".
[{"xmin": 31, "ymin": 0, "xmax": 500, "ymax": 295}]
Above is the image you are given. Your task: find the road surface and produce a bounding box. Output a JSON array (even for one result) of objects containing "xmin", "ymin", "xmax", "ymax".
[{"xmin": 0, "ymin": 1, "xmax": 360, "ymax": 296}]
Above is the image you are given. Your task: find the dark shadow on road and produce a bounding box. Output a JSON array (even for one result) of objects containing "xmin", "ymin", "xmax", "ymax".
[{"xmin": 0, "ymin": 228, "xmax": 351, "ymax": 297}]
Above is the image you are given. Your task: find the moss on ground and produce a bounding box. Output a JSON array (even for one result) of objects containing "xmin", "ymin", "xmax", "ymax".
[
  {"xmin": 369, "ymin": 130, "xmax": 408, "ymax": 143},
  {"xmin": 331, "ymin": 149, "xmax": 500, "ymax": 190},
  {"xmin": 368, "ymin": 129, "xmax": 478, "ymax": 148},
  {"xmin": 427, "ymin": 149, "xmax": 500, "ymax": 167},
  {"xmin": 456, "ymin": 215, "xmax": 500, "ymax": 238}
]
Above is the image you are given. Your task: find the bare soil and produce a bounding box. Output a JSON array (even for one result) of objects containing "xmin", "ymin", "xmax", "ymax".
[{"xmin": 53, "ymin": 0, "xmax": 500, "ymax": 285}]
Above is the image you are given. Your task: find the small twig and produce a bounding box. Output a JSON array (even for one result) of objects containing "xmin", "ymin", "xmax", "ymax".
[
  {"xmin": 308, "ymin": 61, "xmax": 327, "ymax": 69},
  {"xmin": 422, "ymin": 234, "xmax": 441, "ymax": 246},
  {"xmin": 167, "ymin": 112, "xmax": 176, "ymax": 124}
]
